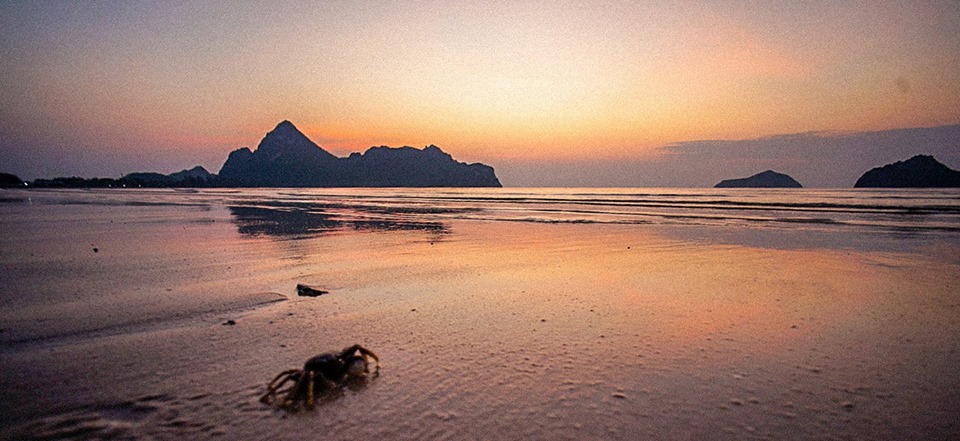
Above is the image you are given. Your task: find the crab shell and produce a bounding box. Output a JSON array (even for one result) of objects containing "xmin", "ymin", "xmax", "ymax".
[{"xmin": 302, "ymin": 349, "xmax": 376, "ymax": 384}]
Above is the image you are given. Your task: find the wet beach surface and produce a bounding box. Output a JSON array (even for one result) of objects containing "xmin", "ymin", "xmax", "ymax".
[{"xmin": 1, "ymin": 188, "xmax": 958, "ymax": 440}]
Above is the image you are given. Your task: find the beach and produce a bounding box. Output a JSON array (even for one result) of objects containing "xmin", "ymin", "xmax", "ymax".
[{"xmin": 1, "ymin": 188, "xmax": 959, "ymax": 440}]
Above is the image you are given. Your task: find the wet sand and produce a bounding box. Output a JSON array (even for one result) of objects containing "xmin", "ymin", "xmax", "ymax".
[{"xmin": 1, "ymin": 190, "xmax": 959, "ymax": 440}]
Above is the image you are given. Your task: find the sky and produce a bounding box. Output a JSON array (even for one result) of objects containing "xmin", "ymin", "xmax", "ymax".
[{"xmin": 1, "ymin": 0, "xmax": 959, "ymax": 186}]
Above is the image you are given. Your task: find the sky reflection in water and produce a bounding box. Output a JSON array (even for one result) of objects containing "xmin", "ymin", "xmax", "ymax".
[{"xmin": 215, "ymin": 188, "xmax": 960, "ymax": 254}]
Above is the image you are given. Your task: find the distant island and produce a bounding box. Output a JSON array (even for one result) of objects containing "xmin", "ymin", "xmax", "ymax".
[
  {"xmin": 27, "ymin": 166, "xmax": 220, "ymax": 188},
  {"xmin": 22, "ymin": 121, "xmax": 501, "ymax": 188},
  {"xmin": 219, "ymin": 121, "xmax": 501, "ymax": 187},
  {"xmin": 854, "ymin": 155, "xmax": 960, "ymax": 188},
  {"xmin": 714, "ymin": 170, "xmax": 803, "ymax": 188}
]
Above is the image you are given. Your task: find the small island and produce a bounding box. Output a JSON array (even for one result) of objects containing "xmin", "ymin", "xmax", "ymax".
[
  {"xmin": 854, "ymin": 155, "xmax": 960, "ymax": 188},
  {"xmin": 714, "ymin": 170, "xmax": 803, "ymax": 188}
]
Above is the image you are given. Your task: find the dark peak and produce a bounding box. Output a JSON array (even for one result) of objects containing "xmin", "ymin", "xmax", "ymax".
[
  {"xmin": 854, "ymin": 154, "xmax": 960, "ymax": 187},
  {"xmin": 361, "ymin": 146, "xmax": 414, "ymax": 159},
  {"xmin": 888, "ymin": 154, "xmax": 947, "ymax": 170},
  {"xmin": 226, "ymin": 147, "xmax": 254, "ymax": 159},
  {"xmin": 267, "ymin": 120, "xmax": 305, "ymax": 139},
  {"xmin": 170, "ymin": 166, "xmax": 212, "ymax": 178},
  {"xmin": 714, "ymin": 170, "xmax": 802, "ymax": 188},
  {"xmin": 274, "ymin": 120, "xmax": 296, "ymax": 131},
  {"xmin": 424, "ymin": 145, "xmax": 452, "ymax": 160},
  {"xmin": 358, "ymin": 145, "xmax": 454, "ymax": 160},
  {"xmin": 904, "ymin": 154, "xmax": 936, "ymax": 164},
  {"xmin": 254, "ymin": 120, "xmax": 337, "ymax": 162}
]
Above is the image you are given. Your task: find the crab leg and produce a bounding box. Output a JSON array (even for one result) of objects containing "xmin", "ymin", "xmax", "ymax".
[
  {"xmin": 306, "ymin": 371, "xmax": 316, "ymax": 409},
  {"xmin": 267, "ymin": 369, "xmax": 302, "ymax": 390},
  {"xmin": 260, "ymin": 370, "xmax": 302, "ymax": 404},
  {"xmin": 282, "ymin": 373, "xmax": 310, "ymax": 409}
]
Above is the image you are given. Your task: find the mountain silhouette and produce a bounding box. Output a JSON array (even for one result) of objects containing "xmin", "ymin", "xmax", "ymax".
[
  {"xmin": 121, "ymin": 166, "xmax": 216, "ymax": 187},
  {"xmin": 714, "ymin": 170, "xmax": 803, "ymax": 188},
  {"xmin": 219, "ymin": 121, "xmax": 501, "ymax": 187},
  {"xmin": 854, "ymin": 155, "xmax": 960, "ymax": 188}
]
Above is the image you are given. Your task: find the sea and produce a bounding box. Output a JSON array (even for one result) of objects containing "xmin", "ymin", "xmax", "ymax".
[
  {"xmin": 10, "ymin": 186, "xmax": 960, "ymax": 247},
  {"xmin": 6, "ymin": 186, "xmax": 958, "ymax": 239}
]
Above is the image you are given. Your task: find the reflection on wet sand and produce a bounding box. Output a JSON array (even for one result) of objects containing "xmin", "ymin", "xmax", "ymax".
[{"xmin": 228, "ymin": 204, "xmax": 447, "ymax": 238}]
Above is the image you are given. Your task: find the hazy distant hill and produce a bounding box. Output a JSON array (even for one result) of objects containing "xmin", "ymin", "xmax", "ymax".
[
  {"xmin": 715, "ymin": 170, "xmax": 803, "ymax": 188},
  {"xmin": 218, "ymin": 121, "xmax": 501, "ymax": 187},
  {"xmin": 854, "ymin": 155, "xmax": 960, "ymax": 188},
  {"xmin": 121, "ymin": 166, "xmax": 217, "ymax": 187}
]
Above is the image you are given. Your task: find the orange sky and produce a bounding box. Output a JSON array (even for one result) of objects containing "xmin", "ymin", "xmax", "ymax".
[{"xmin": 1, "ymin": 1, "xmax": 959, "ymax": 182}]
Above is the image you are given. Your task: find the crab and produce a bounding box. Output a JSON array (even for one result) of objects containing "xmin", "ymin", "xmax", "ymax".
[{"xmin": 260, "ymin": 344, "xmax": 380, "ymax": 410}]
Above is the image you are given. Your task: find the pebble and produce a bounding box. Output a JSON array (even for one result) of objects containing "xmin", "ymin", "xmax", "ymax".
[
  {"xmin": 222, "ymin": 320, "xmax": 236, "ymax": 326},
  {"xmin": 296, "ymin": 284, "xmax": 329, "ymax": 297}
]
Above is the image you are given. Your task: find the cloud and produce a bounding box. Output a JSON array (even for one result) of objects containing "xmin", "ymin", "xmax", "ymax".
[
  {"xmin": 659, "ymin": 125, "xmax": 960, "ymax": 187},
  {"xmin": 496, "ymin": 125, "xmax": 960, "ymax": 187}
]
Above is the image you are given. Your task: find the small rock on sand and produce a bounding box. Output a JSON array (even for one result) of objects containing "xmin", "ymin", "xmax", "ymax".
[
  {"xmin": 296, "ymin": 284, "xmax": 329, "ymax": 297},
  {"xmin": 222, "ymin": 320, "xmax": 236, "ymax": 326}
]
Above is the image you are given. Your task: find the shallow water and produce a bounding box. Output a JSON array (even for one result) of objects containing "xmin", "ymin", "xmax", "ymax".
[{"xmin": 1, "ymin": 188, "xmax": 959, "ymax": 440}]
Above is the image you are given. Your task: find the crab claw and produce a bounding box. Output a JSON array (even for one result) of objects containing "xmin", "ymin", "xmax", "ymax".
[{"xmin": 342, "ymin": 344, "xmax": 380, "ymax": 371}]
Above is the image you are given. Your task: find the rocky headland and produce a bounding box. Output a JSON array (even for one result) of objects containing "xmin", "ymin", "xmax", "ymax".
[
  {"xmin": 854, "ymin": 155, "xmax": 960, "ymax": 188},
  {"xmin": 218, "ymin": 121, "xmax": 501, "ymax": 187},
  {"xmin": 714, "ymin": 170, "xmax": 803, "ymax": 188}
]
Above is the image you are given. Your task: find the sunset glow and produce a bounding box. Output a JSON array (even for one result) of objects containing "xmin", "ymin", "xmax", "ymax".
[{"xmin": 1, "ymin": 1, "xmax": 959, "ymax": 184}]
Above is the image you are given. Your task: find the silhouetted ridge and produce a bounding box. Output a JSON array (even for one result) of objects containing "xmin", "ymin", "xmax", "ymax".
[
  {"xmin": 121, "ymin": 166, "xmax": 216, "ymax": 187},
  {"xmin": 218, "ymin": 121, "xmax": 501, "ymax": 187},
  {"xmin": 854, "ymin": 155, "xmax": 960, "ymax": 188},
  {"xmin": 0, "ymin": 172, "xmax": 24, "ymax": 187},
  {"xmin": 715, "ymin": 170, "xmax": 803, "ymax": 188}
]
